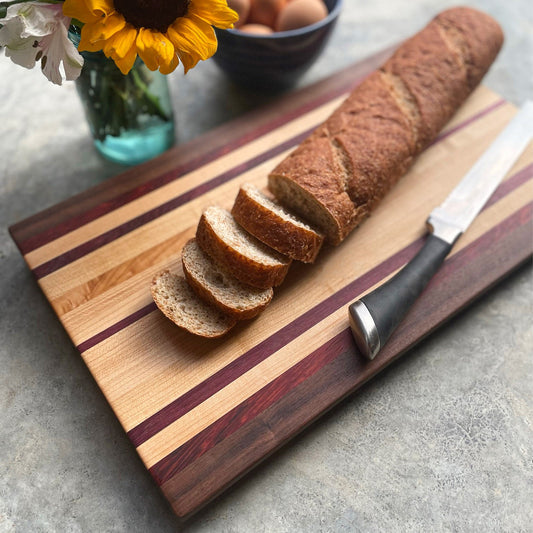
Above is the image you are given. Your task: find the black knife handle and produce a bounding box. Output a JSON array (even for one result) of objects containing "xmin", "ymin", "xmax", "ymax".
[{"xmin": 349, "ymin": 234, "xmax": 454, "ymax": 359}]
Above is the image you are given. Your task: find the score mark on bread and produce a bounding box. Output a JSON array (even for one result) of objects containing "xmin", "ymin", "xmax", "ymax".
[{"xmin": 151, "ymin": 7, "xmax": 504, "ymax": 338}]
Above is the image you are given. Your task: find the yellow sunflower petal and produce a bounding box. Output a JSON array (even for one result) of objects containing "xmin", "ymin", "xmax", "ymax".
[
  {"xmin": 136, "ymin": 29, "xmax": 176, "ymax": 73},
  {"xmin": 62, "ymin": 0, "xmax": 100, "ymax": 23},
  {"xmin": 177, "ymin": 49, "xmax": 198, "ymax": 74},
  {"xmin": 103, "ymin": 25, "xmax": 137, "ymax": 60},
  {"xmin": 159, "ymin": 54, "xmax": 180, "ymax": 75},
  {"xmin": 188, "ymin": 0, "xmax": 239, "ymax": 29},
  {"xmin": 79, "ymin": 23, "xmax": 107, "ymax": 52},
  {"xmin": 82, "ymin": 13, "xmax": 126, "ymax": 43},
  {"xmin": 63, "ymin": 0, "xmax": 113, "ymax": 22},
  {"xmin": 113, "ymin": 43, "xmax": 138, "ymax": 75},
  {"xmin": 84, "ymin": 0, "xmax": 115, "ymax": 17},
  {"xmin": 167, "ymin": 15, "xmax": 217, "ymax": 62}
]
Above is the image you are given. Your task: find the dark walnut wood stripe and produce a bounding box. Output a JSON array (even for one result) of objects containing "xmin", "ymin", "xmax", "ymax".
[
  {"xmin": 127, "ymin": 238, "xmax": 423, "ymax": 447},
  {"xmin": 10, "ymin": 48, "xmax": 396, "ymax": 256},
  {"xmin": 122, "ymin": 162, "xmax": 531, "ymax": 446},
  {"xmin": 32, "ymin": 98, "xmax": 508, "ymax": 281},
  {"xmin": 149, "ymin": 330, "xmax": 351, "ymax": 485},
  {"xmin": 157, "ymin": 202, "xmax": 532, "ymax": 518},
  {"xmin": 31, "ymin": 128, "xmax": 314, "ymax": 280}
]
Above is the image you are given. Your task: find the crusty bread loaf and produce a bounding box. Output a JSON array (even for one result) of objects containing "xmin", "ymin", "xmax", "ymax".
[
  {"xmin": 151, "ymin": 271, "xmax": 237, "ymax": 337},
  {"xmin": 182, "ymin": 238, "xmax": 273, "ymax": 319},
  {"xmin": 196, "ymin": 206, "xmax": 292, "ymax": 289},
  {"xmin": 231, "ymin": 183, "xmax": 324, "ymax": 263},
  {"xmin": 152, "ymin": 7, "xmax": 504, "ymax": 338},
  {"xmin": 268, "ymin": 7, "xmax": 504, "ymax": 245}
]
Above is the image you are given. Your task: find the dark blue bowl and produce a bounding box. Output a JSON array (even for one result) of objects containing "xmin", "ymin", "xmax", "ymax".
[{"xmin": 213, "ymin": 0, "xmax": 342, "ymax": 91}]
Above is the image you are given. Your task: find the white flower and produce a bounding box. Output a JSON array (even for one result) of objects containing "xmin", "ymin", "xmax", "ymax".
[{"xmin": 0, "ymin": 2, "xmax": 84, "ymax": 85}]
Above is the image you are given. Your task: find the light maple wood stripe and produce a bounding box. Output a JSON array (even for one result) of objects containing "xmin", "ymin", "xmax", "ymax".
[
  {"xmin": 136, "ymin": 311, "xmax": 348, "ymax": 467},
  {"xmin": 78, "ymin": 159, "xmax": 531, "ymax": 434},
  {"xmin": 35, "ymin": 151, "xmax": 293, "ymax": 303},
  {"xmin": 75, "ymin": 129, "xmax": 530, "ymax": 403},
  {"xmin": 135, "ymin": 182, "xmax": 533, "ymax": 469},
  {"xmin": 45, "ymin": 94, "xmax": 514, "ymax": 345},
  {"xmin": 49, "ymin": 235, "xmax": 185, "ymax": 318},
  {"xmin": 155, "ymin": 204, "xmax": 532, "ymax": 512},
  {"xmin": 25, "ymin": 87, "xmax": 500, "ymax": 278},
  {"xmin": 24, "ymin": 97, "xmax": 346, "ymax": 270}
]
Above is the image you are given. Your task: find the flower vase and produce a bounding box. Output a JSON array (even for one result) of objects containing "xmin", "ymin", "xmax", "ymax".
[{"xmin": 72, "ymin": 37, "xmax": 175, "ymax": 165}]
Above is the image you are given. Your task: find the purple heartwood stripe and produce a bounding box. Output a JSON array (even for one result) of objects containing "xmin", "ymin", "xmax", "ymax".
[
  {"xmin": 77, "ymin": 302, "xmax": 157, "ymax": 354},
  {"xmin": 32, "ymin": 97, "xmax": 506, "ymax": 280},
  {"xmin": 428, "ymin": 98, "xmax": 506, "ymax": 146},
  {"xmin": 127, "ymin": 236, "xmax": 425, "ymax": 447},
  {"xmin": 148, "ymin": 202, "xmax": 533, "ymax": 485},
  {"xmin": 32, "ymin": 128, "xmax": 314, "ymax": 280},
  {"xmin": 18, "ymin": 72, "xmax": 372, "ymax": 256},
  {"xmin": 126, "ymin": 161, "xmax": 533, "ymax": 447}
]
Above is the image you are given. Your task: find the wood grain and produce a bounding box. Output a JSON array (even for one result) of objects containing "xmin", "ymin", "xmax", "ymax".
[
  {"xmin": 10, "ymin": 47, "xmax": 396, "ymax": 254},
  {"xmin": 160, "ymin": 202, "xmax": 532, "ymax": 518},
  {"xmin": 8, "ymin": 44, "xmax": 533, "ymax": 520}
]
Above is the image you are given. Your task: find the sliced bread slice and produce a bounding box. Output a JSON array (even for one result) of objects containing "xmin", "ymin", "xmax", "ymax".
[
  {"xmin": 151, "ymin": 270, "xmax": 237, "ymax": 338},
  {"xmin": 196, "ymin": 206, "xmax": 291, "ymax": 289},
  {"xmin": 231, "ymin": 183, "xmax": 324, "ymax": 263},
  {"xmin": 267, "ymin": 128, "xmax": 362, "ymax": 245},
  {"xmin": 182, "ymin": 239, "xmax": 273, "ymax": 319}
]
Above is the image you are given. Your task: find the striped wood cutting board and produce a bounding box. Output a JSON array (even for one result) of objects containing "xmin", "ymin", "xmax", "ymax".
[{"xmin": 9, "ymin": 48, "xmax": 533, "ymax": 519}]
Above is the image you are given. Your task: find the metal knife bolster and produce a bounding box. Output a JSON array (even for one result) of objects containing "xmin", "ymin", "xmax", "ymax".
[{"xmin": 349, "ymin": 101, "xmax": 533, "ymax": 361}]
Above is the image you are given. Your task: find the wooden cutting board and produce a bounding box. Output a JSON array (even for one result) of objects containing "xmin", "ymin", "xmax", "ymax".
[{"xmin": 9, "ymin": 47, "xmax": 533, "ymax": 520}]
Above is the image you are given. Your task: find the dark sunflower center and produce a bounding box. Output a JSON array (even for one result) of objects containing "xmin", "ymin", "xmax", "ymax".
[{"xmin": 114, "ymin": 0, "xmax": 190, "ymax": 33}]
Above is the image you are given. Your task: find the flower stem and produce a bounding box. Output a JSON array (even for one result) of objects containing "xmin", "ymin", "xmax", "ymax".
[{"xmin": 131, "ymin": 68, "xmax": 169, "ymax": 122}]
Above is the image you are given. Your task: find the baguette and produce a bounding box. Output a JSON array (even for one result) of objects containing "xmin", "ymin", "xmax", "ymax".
[
  {"xmin": 196, "ymin": 206, "xmax": 292, "ymax": 289},
  {"xmin": 231, "ymin": 183, "xmax": 324, "ymax": 263},
  {"xmin": 182, "ymin": 238, "xmax": 273, "ymax": 319},
  {"xmin": 152, "ymin": 7, "xmax": 504, "ymax": 338},
  {"xmin": 268, "ymin": 7, "xmax": 504, "ymax": 245},
  {"xmin": 151, "ymin": 271, "xmax": 237, "ymax": 338}
]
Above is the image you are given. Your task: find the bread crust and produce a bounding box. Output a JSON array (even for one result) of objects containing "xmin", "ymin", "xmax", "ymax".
[
  {"xmin": 268, "ymin": 131, "xmax": 363, "ymax": 245},
  {"xmin": 268, "ymin": 6, "xmax": 503, "ymax": 245},
  {"xmin": 182, "ymin": 239, "xmax": 273, "ymax": 319},
  {"xmin": 232, "ymin": 184, "xmax": 324, "ymax": 263},
  {"xmin": 196, "ymin": 207, "xmax": 292, "ymax": 289}
]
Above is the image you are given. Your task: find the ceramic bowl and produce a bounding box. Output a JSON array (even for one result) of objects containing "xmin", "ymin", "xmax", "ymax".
[{"xmin": 213, "ymin": 0, "xmax": 343, "ymax": 90}]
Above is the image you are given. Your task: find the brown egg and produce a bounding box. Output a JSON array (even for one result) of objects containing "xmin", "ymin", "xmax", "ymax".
[
  {"xmin": 276, "ymin": 0, "xmax": 328, "ymax": 32},
  {"xmin": 248, "ymin": 0, "xmax": 286, "ymax": 28},
  {"xmin": 238, "ymin": 23, "xmax": 274, "ymax": 34},
  {"xmin": 227, "ymin": 0, "xmax": 250, "ymax": 28}
]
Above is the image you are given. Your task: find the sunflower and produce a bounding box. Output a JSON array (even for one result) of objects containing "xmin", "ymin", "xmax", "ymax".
[{"xmin": 62, "ymin": 0, "xmax": 238, "ymax": 75}]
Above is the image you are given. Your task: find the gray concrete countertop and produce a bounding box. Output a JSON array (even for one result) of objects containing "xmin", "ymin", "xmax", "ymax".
[{"xmin": 1, "ymin": 1, "xmax": 532, "ymax": 531}]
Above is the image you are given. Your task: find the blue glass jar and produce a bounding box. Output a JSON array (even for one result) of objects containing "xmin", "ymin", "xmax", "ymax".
[{"xmin": 70, "ymin": 29, "xmax": 175, "ymax": 165}]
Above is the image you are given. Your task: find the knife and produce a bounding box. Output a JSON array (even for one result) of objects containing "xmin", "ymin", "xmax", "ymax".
[{"xmin": 349, "ymin": 101, "xmax": 533, "ymax": 360}]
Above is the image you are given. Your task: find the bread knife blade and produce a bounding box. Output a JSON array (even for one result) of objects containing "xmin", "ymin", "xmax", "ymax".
[{"xmin": 349, "ymin": 100, "xmax": 533, "ymax": 360}]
